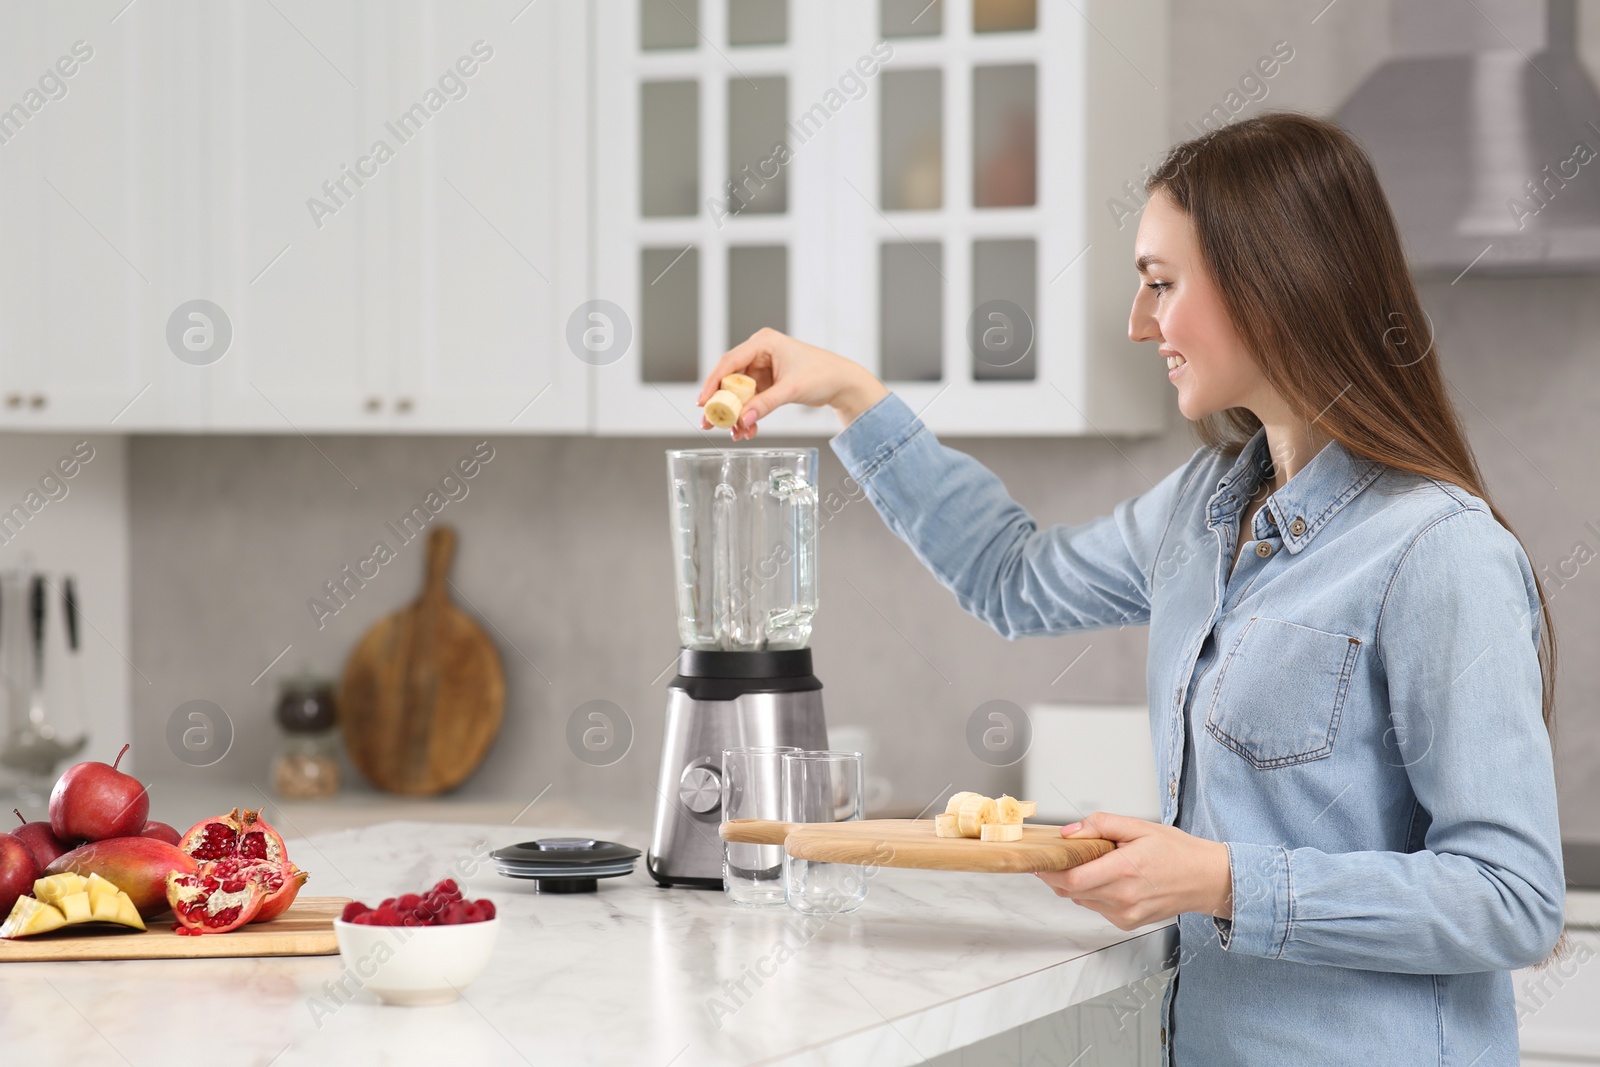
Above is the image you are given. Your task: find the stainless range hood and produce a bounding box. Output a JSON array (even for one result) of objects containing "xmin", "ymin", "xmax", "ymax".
[{"xmin": 1337, "ymin": 0, "xmax": 1600, "ymax": 275}]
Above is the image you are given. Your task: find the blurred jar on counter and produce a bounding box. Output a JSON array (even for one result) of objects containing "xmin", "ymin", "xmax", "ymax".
[{"xmin": 271, "ymin": 674, "xmax": 340, "ymax": 799}]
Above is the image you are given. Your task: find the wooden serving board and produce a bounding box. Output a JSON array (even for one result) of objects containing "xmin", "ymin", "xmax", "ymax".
[
  {"xmin": 0, "ymin": 897, "xmax": 351, "ymax": 962},
  {"xmin": 719, "ymin": 819, "xmax": 1114, "ymax": 874},
  {"xmin": 339, "ymin": 525, "xmax": 506, "ymax": 796}
]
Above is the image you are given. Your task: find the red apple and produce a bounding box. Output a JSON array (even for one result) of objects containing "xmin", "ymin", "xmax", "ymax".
[
  {"xmin": 11, "ymin": 809, "xmax": 73, "ymax": 869},
  {"xmin": 0, "ymin": 832, "xmax": 40, "ymax": 917},
  {"xmin": 49, "ymin": 743, "xmax": 150, "ymax": 843},
  {"xmin": 140, "ymin": 821, "xmax": 181, "ymax": 847}
]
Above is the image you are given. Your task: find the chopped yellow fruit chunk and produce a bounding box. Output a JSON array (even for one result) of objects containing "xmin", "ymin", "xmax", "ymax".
[
  {"xmin": 3, "ymin": 871, "xmax": 146, "ymax": 938},
  {"xmin": 32, "ymin": 871, "xmax": 87, "ymax": 905},
  {"xmin": 1, "ymin": 896, "xmax": 68, "ymax": 938},
  {"xmin": 58, "ymin": 891, "xmax": 91, "ymax": 924}
]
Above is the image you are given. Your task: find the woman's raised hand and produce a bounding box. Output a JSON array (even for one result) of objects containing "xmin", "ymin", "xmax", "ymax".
[{"xmin": 698, "ymin": 327, "xmax": 888, "ymax": 441}]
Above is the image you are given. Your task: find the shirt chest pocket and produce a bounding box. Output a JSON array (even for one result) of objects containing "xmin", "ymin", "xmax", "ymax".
[{"xmin": 1203, "ymin": 616, "xmax": 1362, "ymax": 769}]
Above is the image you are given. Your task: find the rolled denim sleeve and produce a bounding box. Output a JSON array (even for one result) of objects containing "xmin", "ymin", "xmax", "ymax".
[
  {"xmin": 829, "ymin": 392, "xmax": 1201, "ymax": 639},
  {"xmin": 1219, "ymin": 506, "xmax": 1564, "ymax": 973}
]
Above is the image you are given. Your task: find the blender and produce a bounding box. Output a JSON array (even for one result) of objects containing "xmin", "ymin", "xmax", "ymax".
[{"xmin": 647, "ymin": 448, "xmax": 828, "ymax": 887}]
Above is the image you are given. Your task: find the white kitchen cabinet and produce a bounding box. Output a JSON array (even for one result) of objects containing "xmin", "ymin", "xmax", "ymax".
[
  {"xmin": 592, "ymin": 0, "xmax": 1171, "ymax": 436},
  {"xmin": 3, "ymin": 0, "xmax": 1167, "ymax": 438},
  {"xmin": 197, "ymin": 0, "xmax": 588, "ymax": 434},
  {"xmin": 197, "ymin": 0, "xmax": 391, "ymax": 432},
  {"xmin": 592, "ymin": 0, "xmax": 840, "ymax": 437},
  {"xmin": 380, "ymin": 0, "xmax": 590, "ymax": 434},
  {"xmin": 0, "ymin": 4, "xmax": 206, "ymax": 432}
]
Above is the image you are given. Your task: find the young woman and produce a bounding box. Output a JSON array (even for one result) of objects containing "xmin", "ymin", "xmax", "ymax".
[{"xmin": 697, "ymin": 112, "xmax": 1564, "ymax": 1065}]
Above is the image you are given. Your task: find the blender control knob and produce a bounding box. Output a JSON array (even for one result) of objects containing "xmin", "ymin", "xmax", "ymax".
[{"xmin": 678, "ymin": 765, "xmax": 722, "ymax": 814}]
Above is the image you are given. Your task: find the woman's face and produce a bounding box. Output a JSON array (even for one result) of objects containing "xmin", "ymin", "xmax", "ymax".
[{"xmin": 1128, "ymin": 190, "xmax": 1264, "ymax": 422}]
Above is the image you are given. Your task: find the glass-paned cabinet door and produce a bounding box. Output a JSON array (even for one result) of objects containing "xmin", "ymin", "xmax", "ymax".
[
  {"xmin": 827, "ymin": 0, "xmax": 1073, "ymax": 433},
  {"xmin": 828, "ymin": 0, "xmax": 1167, "ymax": 435},
  {"xmin": 593, "ymin": 0, "xmax": 835, "ymax": 435},
  {"xmin": 596, "ymin": 0, "xmax": 1168, "ymax": 437}
]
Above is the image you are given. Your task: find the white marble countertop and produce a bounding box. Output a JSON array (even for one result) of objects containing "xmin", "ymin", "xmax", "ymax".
[{"xmin": 0, "ymin": 820, "xmax": 1177, "ymax": 1066}]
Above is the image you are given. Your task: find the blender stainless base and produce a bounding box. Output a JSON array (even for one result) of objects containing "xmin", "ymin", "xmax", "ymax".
[{"xmin": 647, "ymin": 649, "xmax": 826, "ymax": 888}]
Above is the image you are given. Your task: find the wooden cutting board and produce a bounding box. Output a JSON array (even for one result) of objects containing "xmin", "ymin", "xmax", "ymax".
[
  {"xmin": 719, "ymin": 819, "xmax": 1114, "ymax": 874},
  {"xmin": 339, "ymin": 525, "xmax": 506, "ymax": 795},
  {"xmin": 0, "ymin": 897, "xmax": 351, "ymax": 962}
]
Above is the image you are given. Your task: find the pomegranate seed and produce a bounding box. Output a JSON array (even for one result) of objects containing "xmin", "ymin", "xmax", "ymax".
[{"xmin": 341, "ymin": 901, "xmax": 370, "ymax": 922}]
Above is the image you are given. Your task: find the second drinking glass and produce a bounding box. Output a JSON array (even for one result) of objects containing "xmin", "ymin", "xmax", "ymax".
[
  {"xmin": 721, "ymin": 746, "xmax": 799, "ymax": 905},
  {"xmin": 782, "ymin": 749, "xmax": 868, "ymax": 915}
]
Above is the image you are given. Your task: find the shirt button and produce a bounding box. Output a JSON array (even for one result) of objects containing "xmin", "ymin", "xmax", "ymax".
[
  {"xmin": 1289, "ymin": 516, "xmax": 1307, "ymax": 537},
  {"xmin": 1169, "ymin": 779, "xmax": 1178, "ymax": 798},
  {"xmin": 1255, "ymin": 541, "xmax": 1273, "ymax": 558},
  {"xmin": 1161, "ymin": 1026, "xmax": 1168, "ymax": 1046}
]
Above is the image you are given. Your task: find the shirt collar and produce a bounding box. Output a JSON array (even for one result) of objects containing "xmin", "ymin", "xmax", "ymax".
[{"xmin": 1207, "ymin": 426, "xmax": 1384, "ymax": 554}]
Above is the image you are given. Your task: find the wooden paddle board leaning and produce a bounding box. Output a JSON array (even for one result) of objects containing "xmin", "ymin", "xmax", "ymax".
[
  {"xmin": 718, "ymin": 819, "xmax": 1114, "ymax": 874},
  {"xmin": 339, "ymin": 525, "xmax": 506, "ymax": 795}
]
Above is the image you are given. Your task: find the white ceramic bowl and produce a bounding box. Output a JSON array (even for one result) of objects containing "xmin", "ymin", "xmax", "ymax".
[{"xmin": 332, "ymin": 916, "xmax": 500, "ymax": 1006}]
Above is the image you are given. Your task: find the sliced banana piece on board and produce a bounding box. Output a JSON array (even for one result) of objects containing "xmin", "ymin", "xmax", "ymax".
[
  {"xmin": 956, "ymin": 795, "xmax": 998, "ymax": 837},
  {"xmin": 944, "ymin": 791, "xmax": 980, "ymax": 816},
  {"xmin": 933, "ymin": 791, "xmax": 1043, "ymax": 840},
  {"xmin": 980, "ymin": 822, "xmax": 1023, "ymax": 842}
]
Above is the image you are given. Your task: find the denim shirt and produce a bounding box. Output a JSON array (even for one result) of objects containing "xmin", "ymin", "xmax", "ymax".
[{"xmin": 830, "ymin": 392, "xmax": 1564, "ymax": 1067}]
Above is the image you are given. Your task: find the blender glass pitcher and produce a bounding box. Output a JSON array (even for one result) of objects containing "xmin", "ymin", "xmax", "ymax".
[{"xmin": 667, "ymin": 448, "xmax": 818, "ymax": 651}]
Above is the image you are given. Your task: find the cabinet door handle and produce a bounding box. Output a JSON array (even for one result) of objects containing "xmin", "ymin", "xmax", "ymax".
[
  {"xmin": 29, "ymin": 394, "xmax": 46, "ymax": 409},
  {"xmin": 364, "ymin": 396, "xmax": 383, "ymax": 412},
  {"xmin": 395, "ymin": 397, "xmax": 414, "ymax": 413},
  {"xmin": 4, "ymin": 393, "xmax": 21, "ymax": 408}
]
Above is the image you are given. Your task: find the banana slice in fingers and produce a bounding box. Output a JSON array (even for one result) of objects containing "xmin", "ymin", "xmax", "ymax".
[
  {"xmin": 721, "ymin": 373, "xmax": 757, "ymax": 405},
  {"xmin": 704, "ymin": 389, "xmax": 743, "ymax": 429}
]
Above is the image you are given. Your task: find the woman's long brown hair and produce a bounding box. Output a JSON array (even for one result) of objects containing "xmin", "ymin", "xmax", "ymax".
[{"xmin": 1146, "ymin": 111, "xmax": 1557, "ymax": 734}]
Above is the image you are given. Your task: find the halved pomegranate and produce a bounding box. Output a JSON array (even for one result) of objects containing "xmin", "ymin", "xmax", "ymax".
[
  {"xmin": 179, "ymin": 808, "xmax": 287, "ymax": 865},
  {"xmin": 251, "ymin": 860, "xmax": 308, "ymax": 923},
  {"xmin": 166, "ymin": 866, "xmax": 267, "ymax": 933}
]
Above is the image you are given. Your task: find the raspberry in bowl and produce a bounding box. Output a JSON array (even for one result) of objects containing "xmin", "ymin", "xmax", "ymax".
[{"xmin": 332, "ymin": 879, "xmax": 500, "ymax": 1006}]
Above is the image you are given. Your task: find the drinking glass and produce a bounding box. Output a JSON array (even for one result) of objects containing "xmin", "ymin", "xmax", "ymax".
[
  {"xmin": 721, "ymin": 746, "xmax": 799, "ymax": 906},
  {"xmin": 782, "ymin": 750, "xmax": 868, "ymax": 915}
]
